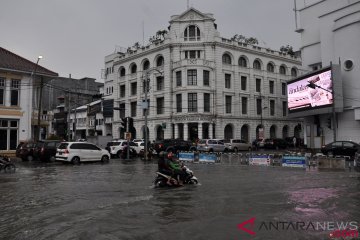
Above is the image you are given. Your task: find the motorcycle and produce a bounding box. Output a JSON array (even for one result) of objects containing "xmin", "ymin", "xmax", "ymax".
[
  {"xmin": 119, "ymin": 146, "xmax": 138, "ymax": 159},
  {"xmin": 154, "ymin": 165, "xmax": 198, "ymax": 188},
  {"xmin": 0, "ymin": 155, "xmax": 16, "ymax": 173}
]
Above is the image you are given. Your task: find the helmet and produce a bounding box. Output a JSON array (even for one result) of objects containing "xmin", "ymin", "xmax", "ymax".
[{"xmin": 167, "ymin": 152, "xmax": 173, "ymax": 160}]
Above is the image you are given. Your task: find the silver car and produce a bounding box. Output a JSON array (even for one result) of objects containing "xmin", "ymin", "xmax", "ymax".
[
  {"xmin": 223, "ymin": 139, "xmax": 252, "ymax": 152},
  {"xmin": 197, "ymin": 139, "xmax": 227, "ymax": 152}
]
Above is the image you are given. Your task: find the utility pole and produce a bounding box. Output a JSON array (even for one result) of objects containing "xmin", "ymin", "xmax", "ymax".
[
  {"xmin": 126, "ymin": 117, "xmax": 130, "ymax": 160},
  {"xmin": 67, "ymin": 89, "xmax": 71, "ymax": 141},
  {"xmin": 144, "ymin": 72, "xmax": 149, "ymax": 161},
  {"xmin": 143, "ymin": 68, "xmax": 163, "ymax": 160},
  {"xmin": 36, "ymin": 76, "xmax": 44, "ymax": 141},
  {"xmin": 30, "ymin": 55, "xmax": 42, "ymax": 142}
]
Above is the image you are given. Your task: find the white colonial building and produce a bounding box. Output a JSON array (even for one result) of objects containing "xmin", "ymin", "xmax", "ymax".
[
  {"xmin": 295, "ymin": 0, "xmax": 360, "ymax": 146},
  {"xmin": 0, "ymin": 47, "xmax": 58, "ymax": 152},
  {"xmin": 104, "ymin": 8, "xmax": 303, "ymax": 142}
]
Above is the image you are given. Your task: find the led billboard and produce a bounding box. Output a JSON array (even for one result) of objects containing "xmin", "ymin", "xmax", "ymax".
[{"xmin": 287, "ymin": 67, "xmax": 333, "ymax": 113}]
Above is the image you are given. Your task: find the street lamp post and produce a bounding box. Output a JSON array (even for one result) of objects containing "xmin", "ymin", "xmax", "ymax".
[
  {"xmin": 31, "ymin": 56, "xmax": 42, "ymax": 142},
  {"xmin": 143, "ymin": 68, "xmax": 162, "ymax": 161}
]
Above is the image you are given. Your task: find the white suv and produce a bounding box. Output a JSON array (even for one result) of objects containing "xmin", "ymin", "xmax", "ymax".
[
  {"xmin": 109, "ymin": 140, "xmax": 137, "ymax": 158},
  {"xmin": 55, "ymin": 142, "xmax": 110, "ymax": 164}
]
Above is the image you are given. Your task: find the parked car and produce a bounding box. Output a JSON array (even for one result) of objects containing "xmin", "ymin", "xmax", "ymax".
[
  {"xmin": 55, "ymin": 142, "xmax": 110, "ymax": 164},
  {"xmin": 197, "ymin": 139, "xmax": 228, "ymax": 152},
  {"xmin": 108, "ymin": 140, "xmax": 137, "ymax": 158},
  {"xmin": 33, "ymin": 140, "xmax": 62, "ymax": 161},
  {"xmin": 132, "ymin": 139, "xmax": 144, "ymax": 143},
  {"xmin": 263, "ymin": 138, "xmax": 288, "ymax": 149},
  {"xmin": 105, "ymin": 140, "xmax": 124, "ymax": 153},
  {"xmin": 354, "ymin": 151, "xmax": 360, "ymax": 170},
  {"xmin": 252, "ymin": 139, "xmax": 265, "ymax": 149},
  {"xmin": 153, "ymin": 139, "xmax": 193, "ymax": 154},
  {"xmin": 16, "ymin": 142, "xmax": 36, "ymax": 161},
  {"xmin": 223, "ymin": 139, "xmax": 252, "ymax": 152},
  {"xmin": 133, "ymin": 142, "xmax": 145, "ymax": 154},
  {"xmin": 321, "ymin": 141, "xmax": 360, "ymax": 160}
]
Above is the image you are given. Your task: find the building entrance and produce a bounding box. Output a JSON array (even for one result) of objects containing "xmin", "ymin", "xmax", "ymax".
[{"xmin": 188, "ymin": 123, "xmax": 198, "ymax": 142}]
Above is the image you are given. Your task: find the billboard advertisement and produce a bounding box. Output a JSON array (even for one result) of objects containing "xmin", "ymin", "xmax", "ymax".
[{"xmin": 287, "ymin": 67, "xmax": 333, "ymax": 113}]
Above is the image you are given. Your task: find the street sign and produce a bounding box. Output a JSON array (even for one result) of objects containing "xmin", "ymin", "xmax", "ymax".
[
  {"xmin": 282, "ymin": 156, "xmax": 306, "ymax": 168},
  {"xmin": 199, "ymin": 153, "xmax": 217, "ymax": 163},
  {"xmin": 179, "ymin": 152, "xmax": 194, "ymax": 162},
  {"xmin": 125, "ymin": 132, "xmax": 131, "ymax": 140},
  {"xmin": 249, "ymin": 156, "xmax": 270, "ymax": 166}
]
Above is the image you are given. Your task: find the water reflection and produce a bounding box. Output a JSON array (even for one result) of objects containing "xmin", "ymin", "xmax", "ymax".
[{"xmin": 0, "ymin": 159, "xmax": 359, "ymax": 240}]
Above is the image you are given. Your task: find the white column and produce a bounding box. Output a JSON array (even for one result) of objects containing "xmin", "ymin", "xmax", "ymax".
[
  {"xmin": 209, "ymin": 123, "xmax": 213, "ymax": 139},
  {"xmin": 175, "ymin": 123, "xmax": 179, "ymax": 139},
  {"xmin": 198, "ymin": 122, "xmax": 203, "ymax": 140},
  {"xmin": 184, "ymin": 123, "xmax": 188, "ymax": 140}
]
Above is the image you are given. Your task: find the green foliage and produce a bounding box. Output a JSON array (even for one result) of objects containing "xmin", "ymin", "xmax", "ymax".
[
  {"xmin": 231, "ymin": 34, "xmax": 258, "ymax": 45},
  {"xmin": 149, "ymin": 29, "xmax": 168, "ymax": 44},
  {"xmin": 280, "ymin": 45, "xmax": 295, "ymax": 56}
]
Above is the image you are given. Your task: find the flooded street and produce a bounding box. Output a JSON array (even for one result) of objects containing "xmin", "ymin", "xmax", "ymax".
[{"xmin": 1, "ymin": 159, "xmax": 359, "ymax": 240}]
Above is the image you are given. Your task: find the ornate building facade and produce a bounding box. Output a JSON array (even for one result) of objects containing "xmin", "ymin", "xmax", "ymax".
[{"xmin": 104, "ymin": 8, "xmax": 303, "ymax": 142}]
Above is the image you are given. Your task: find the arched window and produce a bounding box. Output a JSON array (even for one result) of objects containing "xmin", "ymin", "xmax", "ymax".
[
  {"xmin": 130, "ymin": 64, "xmax": 137, "ymax": 74},
  {"xmin": 143, "ymin": 60, "xmax": 150, "ymax": 71},
  {"xmin": 253, "ymin": 59, "xmax": 261, "ymax": 70},
  {"xmin": 238, "ymin": 56, "xmax": 247, "ymax": 67},
  {"xmin": 267, "ymin": 63, "xmax": 274, "ymax": 72},
  {"xmin": 279, "ymin": 65, "xmax": 287, "ymax": 75},
  {"xmin": 291, "ymin": 67, "xmax": 297, "ymax": 77},
  {"xmin": 241, "ymin": 125, "xmax": 249, "ymax": 142},
  {"xmin": 184, "ymin": 25, "xmax": 201, "ymax": 41},
  {"xmin": 224, "ymin": 124, "xmax": 233, "ymax": 140},
  {"xmin": 270, "ymin": 125, "xmax": 277, "ymax": 138},
  {"xmin": 119, "ymin": 67, "xmax": 125, "ymax": 77},
  {"xmin": 282, "ymin": 125, "xmax": 289, "ymax": 139},
  {"xmin": 222, "ymin": 53, "xmax": 232, "ymax": 65},
  {"xmin": 156, "ymin": 56, "xmax": 164, "ymax": 67}
]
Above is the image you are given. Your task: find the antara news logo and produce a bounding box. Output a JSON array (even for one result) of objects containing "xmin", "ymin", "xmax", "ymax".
[{"xmin": 237, "ymin": 217, "xmax": 359, "ymax": 238}]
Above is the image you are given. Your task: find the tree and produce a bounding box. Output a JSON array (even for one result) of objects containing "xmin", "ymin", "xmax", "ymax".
[
  {"xmin": 244, "ymin": 37, "xmax": 259, "ymax": 45},
  {"xmin": 280, "ymin": 45, "xmax": 295, "ymax": 56},
  {"xmin": 231, "ymin": 34, "xmax": 257, "ymax": 45},
  {"xmin": 149, "ymin": 29, "xmax": 168, "ymax": 44}
]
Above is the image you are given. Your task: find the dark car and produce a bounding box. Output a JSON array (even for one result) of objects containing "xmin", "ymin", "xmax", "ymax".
[
  {"xmin": 320, "ymin": 141, "xmax": 360, "ymax": 160},
  {"xmin": 33, "ymin": 140, "xmax": 62, "ymax": 162},
  {"xmin": 252, "ymin": 139, "xmax": 265, "ymax": 149},
  {"xmin": 16, "ymin": 142, "xmax": 36, "ymax": 161},
  {"xmin": 153, "ymin": 139, "xmax": 193, "ymax": 154},
  {"xmin": 263, "ymin": 138, "xmax": 288, "ymax": 149},
  {"xmin": 354, "ymin": 151, "xmax": 360, "ymax": 170}
]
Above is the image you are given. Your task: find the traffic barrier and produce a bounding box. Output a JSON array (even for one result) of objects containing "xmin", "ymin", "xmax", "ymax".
[
  {"xmin": 198, "ymin": 153, "xmax": 217, "ymax": 163},
  {"xmin": 318, "ymin": 156, "xmax": 346, "ymax": 170},
  {"xmin": 249, "ymin": 154, "xmax": 271, "ymax": 166},
  {"xmin": 178, "ymin": 152, "xmax": 194, "ymax": 162},
  {"xmin": 219, "ymin": 153, "xmax": 244, "ymax": 165},
  {"xmin": 282, "ymin": 155, "xmax": 307, "ymax": 168}
]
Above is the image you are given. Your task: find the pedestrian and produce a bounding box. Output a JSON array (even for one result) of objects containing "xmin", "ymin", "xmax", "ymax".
[{"xmin": 293, "ymin": 136, "xmax": 297, "ymax": 149}]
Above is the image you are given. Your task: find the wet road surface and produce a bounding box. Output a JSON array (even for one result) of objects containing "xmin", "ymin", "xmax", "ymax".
[{"xmin": 0, "ymin": 158, "xmax": 359, "ymax": 240}]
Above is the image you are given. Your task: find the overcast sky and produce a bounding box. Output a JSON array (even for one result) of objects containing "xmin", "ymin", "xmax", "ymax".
[{"xmin": 0, "ymin": 0, "xmax": 313, "ymax": 82}]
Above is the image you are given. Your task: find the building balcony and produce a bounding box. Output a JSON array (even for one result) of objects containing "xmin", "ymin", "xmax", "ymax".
[{"xmin": 172, "ymin": 59, "xmax": 215, "ymax": 69}]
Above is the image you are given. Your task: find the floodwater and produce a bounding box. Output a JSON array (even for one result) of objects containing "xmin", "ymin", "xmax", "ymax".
[{"xmin": 0, "ymin": 159, "xmax": 359, "ymax": 240}]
